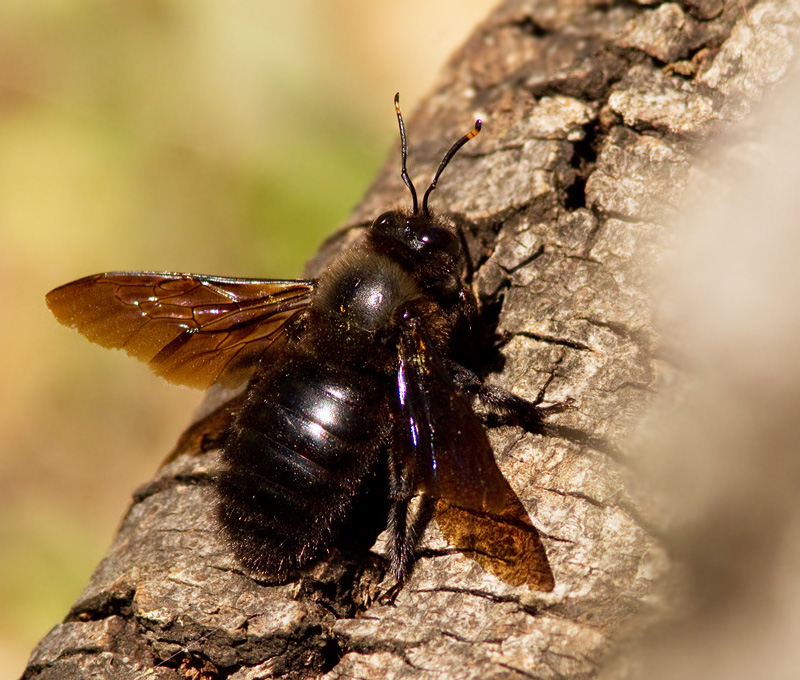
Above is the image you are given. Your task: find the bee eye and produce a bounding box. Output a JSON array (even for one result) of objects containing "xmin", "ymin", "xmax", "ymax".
[
  {"xmin": 373, "ymin": 212, "xmax": 400, "ymax": 234},
  {"xmin": 417, "ymin": 226, "xmax": 460, "ymax": 258}
]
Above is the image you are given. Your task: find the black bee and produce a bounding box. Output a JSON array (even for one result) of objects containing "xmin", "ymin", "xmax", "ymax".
[{"xmin": 46, "ymin": 95, "xmax": 568, "ymax": 590}]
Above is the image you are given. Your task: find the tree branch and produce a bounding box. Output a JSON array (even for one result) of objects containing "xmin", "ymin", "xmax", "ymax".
[{"xmin": 22, "ymin": 0, "xmax": 800, "ymax": 678}]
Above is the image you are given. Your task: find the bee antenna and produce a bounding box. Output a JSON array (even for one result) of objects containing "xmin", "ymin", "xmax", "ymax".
[
  {"xmin": 394, "ymin": 93, "xmax": 418, "ymax": 214},
  {"xmin": 421, "ymin": 118, "xmax": 481, "ymax": 217}
]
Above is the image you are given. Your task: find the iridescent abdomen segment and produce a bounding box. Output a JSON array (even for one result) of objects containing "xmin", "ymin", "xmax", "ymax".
[{"xmin": 217, "ymin": 356, "xmax": 388, "ymax": 577}]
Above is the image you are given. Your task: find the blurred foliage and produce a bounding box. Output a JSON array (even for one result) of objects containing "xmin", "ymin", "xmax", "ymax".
[{"xmin": 0, "ymin": 1, "xmax": 496, "ymax": 676}]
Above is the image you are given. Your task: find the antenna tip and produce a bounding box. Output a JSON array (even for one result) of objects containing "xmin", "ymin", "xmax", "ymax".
[{"xmin": 465, "ymin": 120, "xmax": 482, "ymax": 142}]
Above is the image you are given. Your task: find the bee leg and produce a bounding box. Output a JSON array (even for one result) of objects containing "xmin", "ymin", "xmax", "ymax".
[
  {"xmin": 381, "ymin": 495, "xmax": 435, "ymax": 604},
  {"xmin": 383, "ymin": 441, "xmax": 416, "ymax": 585},
  {"xmin": 383, "ymin": 446, "xmax": 437, "ymax": 598},
  {"xmin": 445, "ymin": 360, "xmax": 574, "ymax": 433},
  {"xmin": 386, "ymin": 496, "xmax": 414, "ymax": 581},
  {"xmin": 379, "ymin": 477, "xmax": 414, "ymax": 605}
]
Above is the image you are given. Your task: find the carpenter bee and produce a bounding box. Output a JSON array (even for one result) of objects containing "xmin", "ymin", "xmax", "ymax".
[{"xmin": 46, "ymin": 95, "xmax": 569, "ymax": 591}]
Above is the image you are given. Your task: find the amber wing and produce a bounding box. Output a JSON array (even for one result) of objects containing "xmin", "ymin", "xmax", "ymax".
[
  {"xmin": 395, "ymin": 318, "xmax": 554, "ymax": 590},
  {"xmin": 46, "ymin": 272, "xmax": 315, "ymax": 389},
  {"xmin": 396, "ymin": 318, "xmax": 511, "ymax": 512}
]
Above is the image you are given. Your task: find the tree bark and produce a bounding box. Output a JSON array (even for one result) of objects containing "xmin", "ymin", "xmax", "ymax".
[{"xmin": 22, "ymin": 0, "xmax": 800, "ymax": 678}]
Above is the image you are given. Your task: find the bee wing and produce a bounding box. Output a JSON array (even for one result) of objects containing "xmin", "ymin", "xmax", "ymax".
[
  {"xmin": 46, "ymin": 271, "xmax": 315, "ymax": 389},
  {"xmin": 395, "ymin": 318, "xmax": 554, "ymax": 590},
  {"xmin": 395, "ymin": 318, "xmax": 512, "ymax": 513}
]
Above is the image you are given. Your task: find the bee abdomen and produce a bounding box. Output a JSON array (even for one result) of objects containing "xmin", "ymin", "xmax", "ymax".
[{"xmin": 217, "ymin": 357, "xmax": 387, "ymax": 578}]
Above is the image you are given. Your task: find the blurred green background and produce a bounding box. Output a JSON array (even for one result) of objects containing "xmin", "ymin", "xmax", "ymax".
[{"xmin": 0, "ymin": 1, "xmax": 496, "ymax": 675}]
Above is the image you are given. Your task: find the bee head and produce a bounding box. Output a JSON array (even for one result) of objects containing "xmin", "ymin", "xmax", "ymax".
[
  {"xmin": 370, "ymin": 210, "xmax": 459, "ymax": 257},
  {"xmin": 366, "ymin": 94, "xmax": 480, "ymax": 288}
]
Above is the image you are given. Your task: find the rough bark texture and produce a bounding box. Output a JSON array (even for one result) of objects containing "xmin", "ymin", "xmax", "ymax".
[{"xmin": 22, "ymin": 0, "xmax": 800, "ymax": 678}]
